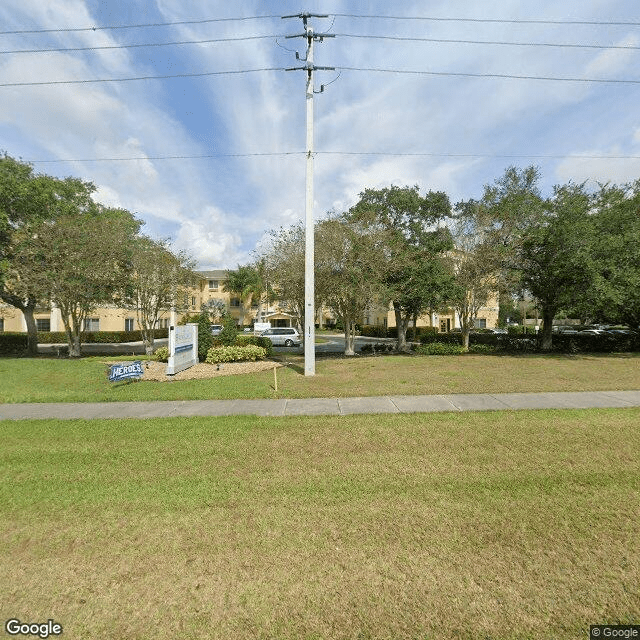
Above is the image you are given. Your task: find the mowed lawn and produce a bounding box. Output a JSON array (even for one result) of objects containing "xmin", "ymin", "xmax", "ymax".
[
  {"xmin": 1, "ymin": 410, "xmax": 639, "ymax": 639},
  {"xmin": 1, "ymin": 352, "xmax": 640, "ymax": 403}
]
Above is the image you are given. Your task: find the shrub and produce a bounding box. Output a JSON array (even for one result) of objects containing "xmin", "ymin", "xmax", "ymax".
[
  {"xmin": 153, "ymin": 346, "xmax": 169, "ymax": 362},
  {"xmin": 197, "ymin": 312, "xmax": 213, "ymax": 361},
  {"xmin": 205, "ymin": 345, "xmax": 267, "ymax": 364},
  {"xmin": 468, "ymin": 343, "xmax": 497, "ymax": 354},
  {"xmin": 415, "ymin": 342, "xmax": 465, "ymax": 356},
  {"xmin": 0, "ymin": 332, "xmax": 29, "ymax": 356},
  {"xmin": 219, "ymin": 314, "xmax": 238, "ymax": 346},
  {"xmin": 235, "ymin": 335, "xmax": 274, "ymax": 357}
]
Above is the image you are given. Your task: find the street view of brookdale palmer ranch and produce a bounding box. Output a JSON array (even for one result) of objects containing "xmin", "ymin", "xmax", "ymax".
[{"xmin": 1, "ymin": 2, "xmax": 640, "ymax": 639}]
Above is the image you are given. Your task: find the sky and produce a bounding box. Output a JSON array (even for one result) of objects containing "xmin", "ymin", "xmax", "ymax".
[{"xmin": 1, "ymin": 0, "xmax": 639, "ymax": 269}]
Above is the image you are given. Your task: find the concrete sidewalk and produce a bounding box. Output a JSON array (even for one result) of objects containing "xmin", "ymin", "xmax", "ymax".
[{"xmin": 2, "ymin": 390, "xmax": 640, "ymax": 420}]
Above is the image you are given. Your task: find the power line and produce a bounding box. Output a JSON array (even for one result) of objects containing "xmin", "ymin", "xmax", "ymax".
[
  {"xmin": 0, "ymin": 15, "xmax": 282, "ymax": 35},
  {"xmin": 0, "ymin": 34, "xmax": 283, "ymax": 55},
  {"xmin": 0, "ymin": 67, "xmax": 286, "ymax": 87},
  {"xmin": 336, "ymin": 34, "xmax": 640, "ymax": 51},
  {"xmin": 333, "ymin": 14, "xmax": 640, "ymax": 27},
  {"xmin": 3, "ymin": 65, "xmax": 640, "ymax": 88},
  {"xmin": 4, "ymin": 33, "xmax": 640, "ymax": 56},
  {"xmin": 336, "ymin": 66, "xmax": 640, "ymax": 85},
  {"xmin": 25, "ymin": 151, "xmax": 640, "ymax": 164},
  {"xmin": 3, "ymin": 13, "xmax": 639, "ymax": 36}
]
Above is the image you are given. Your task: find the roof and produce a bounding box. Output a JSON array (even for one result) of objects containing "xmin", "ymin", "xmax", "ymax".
[{"xmin": 196, "ymin": 270, "xmax": 228, "ymax": 279}]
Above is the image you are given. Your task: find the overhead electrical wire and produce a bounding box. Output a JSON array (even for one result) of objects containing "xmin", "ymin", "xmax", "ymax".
[
  {"xmin": 332, "ymin": 14, "xmax": 640, "ymax": 27},
  {"xmin": 0, "ymin": 35, "xmax": 282, "ymax": 55},
  {"xmin": 3, "ymin": 66, "xmax": 639, "ymax": 88},
  {"xmin": 2, "ymin": 13, "xmax": 639, "ymax": 35},
  {"xmin": 3, "ymin": 33, "xmax": 640, "ymax": 55},
  {"xmin": 0, "ymin": 15, "xmax": 282, "ymax": 35},
  {"xmin": 25, "ymin": 151, "xmax": 640, "ymax": 164}
]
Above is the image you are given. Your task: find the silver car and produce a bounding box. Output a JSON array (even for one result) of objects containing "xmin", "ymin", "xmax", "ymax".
[{"xmin": 259, "ymin": 327, "xmax": 301, "ymax": 347}]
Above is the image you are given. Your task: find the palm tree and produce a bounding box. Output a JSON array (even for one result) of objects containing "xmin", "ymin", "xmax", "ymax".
[{"xmin": 223, "ymin": 265, "xmax": 259, "ymax": 328}]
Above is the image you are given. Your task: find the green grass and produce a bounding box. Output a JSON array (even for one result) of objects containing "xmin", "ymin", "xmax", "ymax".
[
  {"xmin": 1, "ymin": 352, "xmax": 639, "ymax": 403},
  {"xmin": 1, "ymin": 409, "xmax": 639, "ymax": 639}
]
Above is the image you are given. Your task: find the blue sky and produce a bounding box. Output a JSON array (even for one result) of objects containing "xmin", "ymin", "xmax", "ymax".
[{"xmin": 1, "ymin": 0, "xmax": 639, "ymax": 268}]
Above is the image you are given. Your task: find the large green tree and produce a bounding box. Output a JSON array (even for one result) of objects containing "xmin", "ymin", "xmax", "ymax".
[
  {"xmin": 31, "ymin": 205, "xmax": 140, "ymax": 356},
  {"xmin": 348, "ymin": 185, "xmax": 452, "ymax": 350},
  {"xmin": 519, "ymin": 183, "xmax": 595, "ymax": 350},
  {"xmin": 588, "ymin": 181, "xmax": 640, "ymax": 328},
  {"xmin": 0, "ymin": 154, "xmax": 96, "ymax": 354}
]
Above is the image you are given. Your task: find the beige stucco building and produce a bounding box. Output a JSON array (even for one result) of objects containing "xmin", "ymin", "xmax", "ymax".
[{"xmin": 0, "ymin": 269, "xmax": 499, "ymax": 335}]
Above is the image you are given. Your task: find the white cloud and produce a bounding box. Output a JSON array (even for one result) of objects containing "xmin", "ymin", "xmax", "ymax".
[{"xmin": 3, "ymin": 0, "xmax": 639, "ymax": 271}]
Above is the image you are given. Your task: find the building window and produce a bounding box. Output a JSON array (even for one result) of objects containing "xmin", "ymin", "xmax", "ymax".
[
  {"xmin": 125, "ymin": 318, "xmax": 135, "ymax": 332},
  {"xmin": 0, "ymin": 318, "xmax": 4, "ymax": 332},
  {"xmin": 36, "ymin": 318, "xmax": 51, "ymax": 332},
  {"xmin": 230, "ymin": 297, "xmax": 241, "ymax": 308},
  {"xmin": 191, "ymin": 296, "xmax": 196, "ymax": 308},
  {"xmin": 208, "ymin": 280, "xmax": 219, "ymax": 290},
  {"xmin": 84, "ymin": 318, "xmax": 100, "ymax": 332},
  {"xmin": 474, "ymin": 318, "xmax": 487, "ymax": 329}
]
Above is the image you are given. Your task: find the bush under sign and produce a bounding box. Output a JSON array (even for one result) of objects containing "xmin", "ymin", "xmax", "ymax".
[{"xmin": 109, "ymin": 361, "xmax": 144, "ymax": 383}]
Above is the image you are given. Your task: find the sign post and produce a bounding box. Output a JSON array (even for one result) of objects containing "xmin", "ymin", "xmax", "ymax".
[{"xmin": 166, "ymin": 323, "xmax": 198, "ymax": 375}]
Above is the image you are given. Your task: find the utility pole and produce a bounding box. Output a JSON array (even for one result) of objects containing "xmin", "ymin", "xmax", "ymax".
[{"xmin": 283, "ymin": 12, "xmax": 334, "ymax": 376}]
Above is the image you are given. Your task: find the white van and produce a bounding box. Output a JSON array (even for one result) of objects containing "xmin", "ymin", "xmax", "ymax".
[{"xmin": 259, "ymin": 327, "xmax": 301, "ymax": 347}]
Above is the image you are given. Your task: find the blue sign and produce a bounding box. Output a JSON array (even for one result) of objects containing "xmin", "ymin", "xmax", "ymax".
[{"xmin": 109, "ymin": 361, "xmax": 144, "ymax": 383}]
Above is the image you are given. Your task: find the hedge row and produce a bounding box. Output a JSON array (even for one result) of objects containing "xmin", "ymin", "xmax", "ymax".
[
  {"xmin": 419, "ymin": 331, "xmax": 640, "ymax": 353},
  {"xmin": 0, "ymin": 333, "xmax": 29, "ymax": 356},
  {"xmin": 36, "ymin": 329, "xmax": 169, "ymax": 344},
  {"xmin": 359, "ymin": 325, "xmax": 438, "ymax": 340}
]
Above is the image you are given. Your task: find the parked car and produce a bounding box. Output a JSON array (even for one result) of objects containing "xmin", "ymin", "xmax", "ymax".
[
  {"xmin": 580, "ymin": 329, "xmax": 607, "ymax": 336},
  {"xmin": 210, "ymin": 324, "xmax": 223, "ymax": 336},
  {"xmin": 259, "ymin": 327, "xmax": 301, "ymax": 347}
]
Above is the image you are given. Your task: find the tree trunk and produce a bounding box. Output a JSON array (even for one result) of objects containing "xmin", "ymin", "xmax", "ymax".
[
  {"xmin": 461, "ymin": 327, "xmax": 471, "ymax": 352},
  {"xmin": 1, "ymin": 295, "xmax": 39, "ymax": 356},
  {"xmin": 343, "ymin": 319, "xmax": 355, "ymax": 356},
  {"xmin": 22, "ymin": 303, "xmax": 39, "ymax": 356},
  {"xmin": 540, "ymin": 306, "xmax": 556, "ymax": 351},
  {"xmin": 394, "ymin": 305, "xmax": 408, "ymax": 351},
  {"xmin": 143, "ymin": 330, "xmax": 154, "ymax": 356}
]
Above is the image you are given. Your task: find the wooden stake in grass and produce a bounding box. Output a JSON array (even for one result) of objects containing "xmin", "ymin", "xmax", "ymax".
[{"xmin": 273, "ymin": 365, "xmax": 278, "ymax": 392}]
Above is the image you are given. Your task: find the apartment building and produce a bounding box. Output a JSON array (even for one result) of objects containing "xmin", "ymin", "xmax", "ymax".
[{"xmin": 0, "ymin": 269, "xmax": 498, "ymax": 334}]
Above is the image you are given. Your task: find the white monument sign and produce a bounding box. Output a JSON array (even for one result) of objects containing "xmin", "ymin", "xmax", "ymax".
[{"xmin": 166, "ymin": 323, "xmax": 198, "ymax": 375}]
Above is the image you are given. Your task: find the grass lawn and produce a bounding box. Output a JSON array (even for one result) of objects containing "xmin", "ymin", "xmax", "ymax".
[
  {"xmin": 1, "ymin": 409, "xmax": 639, "ymax": 639},
  {"xmin": 1, "ymin": 352, "xmax": 640, "ymax": 403}
]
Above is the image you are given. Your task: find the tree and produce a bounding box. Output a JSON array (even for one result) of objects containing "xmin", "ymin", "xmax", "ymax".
[
  {"xmin": 449, "ymin": 200, "xmax": 501, "ymax": 351},
  {"xmin": 31, "ymin": 206, "xmax": 140, "ymax": 356},
  {"xmin": 315, "ymin": 216, "xmax": 383, "ymax": 355},
  {"xmin": 588, "ymin": 181, "xmax": 640, "ymax": 328},
  {"xmin": 124, "ymin": 236, "xmax": 196, "ymax": 355},
  {"xmin": 519, "ymin": 183, "xmax": 595, "ymax": 350},
  {"xmin": 223, "ymin": 265, "xmax": 260, "ymax": 327},
  {"xmin": 258, "ymin": 223, "xmax": 307, "ymax": 331},
  {"xmin": 348, "ymin": 185, "xmax": 452, "ymax": 350},
  {"xmin": 0, "ymin": 155, "xmax": 96, "ymax": 355}
]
